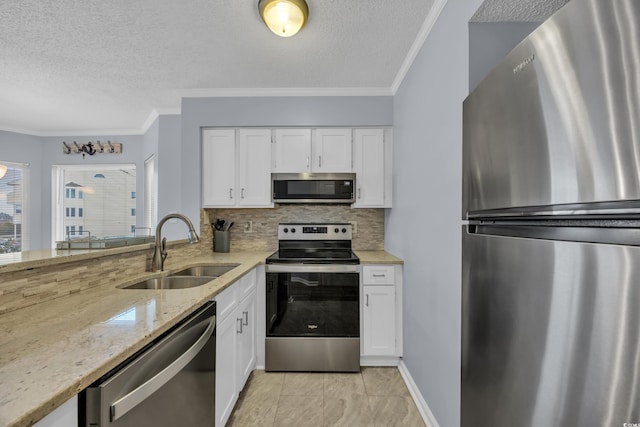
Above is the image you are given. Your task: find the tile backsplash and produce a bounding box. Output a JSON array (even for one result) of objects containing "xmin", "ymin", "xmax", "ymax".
[{"xmin": 204, "ymin": 205, "xmax": 385, "ymax": 252}]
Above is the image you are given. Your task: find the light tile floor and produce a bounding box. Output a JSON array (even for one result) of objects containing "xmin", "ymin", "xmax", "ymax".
[{"xmin": 227, "ymin": 367, "xmax": 426, "ymax": 427}]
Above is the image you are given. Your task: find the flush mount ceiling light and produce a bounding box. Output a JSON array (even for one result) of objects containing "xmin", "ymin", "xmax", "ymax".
[
  {"xmin": 0, "ymin": 164, "xmax": 7, "ymax": 180},
  {"xmin": 258, "ymin": 0, "xmax": 309, "ymax": 37}
]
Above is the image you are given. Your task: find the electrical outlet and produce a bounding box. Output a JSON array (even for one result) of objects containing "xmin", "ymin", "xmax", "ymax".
[
  {"xmin": 244, "ymin": 221, "xmax": 254, "ymax": 233},
  {"xmin": 350, "ymin": 221, "xmax": 357, "ymax": 234}
]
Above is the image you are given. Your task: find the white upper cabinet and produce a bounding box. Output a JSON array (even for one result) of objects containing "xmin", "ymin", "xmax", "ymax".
[
  {"xmin": 202, "ymin": 128, "xmax": 273, "ymax": 208},
  {"xmin": 238, "ymin": 129, "xmax": 272, "ymax": 207},
  {"xmin": 272, "ymin": 128, "xmax": 312, "ymax": 173},
  {"xmin": 273, "ymin": 128, "xmax": 352, "ymax": 173},
  {"xmin": 202, "ymin": 129, "xmax": 236, "ymax": 207},
  {"xmin": 312, "ymin": 128, "xmax": 353, "ymax": 172},
  {"xmin": 353, "ymin": 128, "xmax": 392, "ymax": 208}
]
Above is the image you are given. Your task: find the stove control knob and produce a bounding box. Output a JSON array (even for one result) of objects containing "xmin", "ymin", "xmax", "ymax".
[
  {"xmin": 334, "ymin": 228, "xmax": 339, "ymax": 233},
  {"xmin": 342, "ymin": 228, "xmax": 347, "ymax": 233},
  {"xmin": 283, "ymin": 228, "xmax": 289, "ymax": 233},
  {"xmin": 291, "ymin": 227, "xmax": 296, "ymax": 233}
]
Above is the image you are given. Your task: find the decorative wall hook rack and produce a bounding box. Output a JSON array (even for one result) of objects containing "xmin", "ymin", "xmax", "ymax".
[{"xmin": 62, "ymin": 140, "xmax": 123, "ymax": 158}]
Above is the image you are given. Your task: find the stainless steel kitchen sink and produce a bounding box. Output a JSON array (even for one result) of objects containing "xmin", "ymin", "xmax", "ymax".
[
  {"xmin": 171, "ymin": 263, "xmax": 240, "ymax": 277},
  {"xmin": 120, "ymin": 276, "xmax": 215, "ymax": 290}
]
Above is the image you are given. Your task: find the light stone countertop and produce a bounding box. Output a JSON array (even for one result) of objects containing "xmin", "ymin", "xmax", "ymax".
[
  {"xmin": 0, "ymin": 244, "xmax": 158, "ymax": 274},
  {"xmin": 0, "ymin": 249, "xmax": 403, "ymax": 427},
  {"xmin": 355, "ymin": 250, "xmax": 404, "ymax": 264},
  {"xmin": 0, "ymin": 251, "xmax": 271, "ymax": 427}
]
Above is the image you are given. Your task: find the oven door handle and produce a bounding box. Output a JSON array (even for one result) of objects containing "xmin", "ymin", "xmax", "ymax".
[{"xmin": 266, "ymin": 264, "xmax": 359, "ymax": 273}]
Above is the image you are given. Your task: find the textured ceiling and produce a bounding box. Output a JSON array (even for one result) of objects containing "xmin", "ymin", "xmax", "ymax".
[
  {"xmin": 0, "ymin": 0, "xmax": 435, "ymax": 135},
  {"xmin": 471, "ymin": 0, "xmax": 570, "ymax": 22}
]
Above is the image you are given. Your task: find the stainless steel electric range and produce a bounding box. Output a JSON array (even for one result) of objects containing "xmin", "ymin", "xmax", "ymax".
[{"xmin": 265, "ymin": 223, "xmax": 360, "ymax": 372}]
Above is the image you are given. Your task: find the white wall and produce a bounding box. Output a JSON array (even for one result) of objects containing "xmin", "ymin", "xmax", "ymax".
[{"xmin": 386, "ymin": 1, "xmax": 483, "ymax": 426}]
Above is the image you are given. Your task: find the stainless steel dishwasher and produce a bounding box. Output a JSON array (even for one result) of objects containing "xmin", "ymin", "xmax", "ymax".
[{"xmin": 81, "ymin": 301, "xmax": 216, "ymax": 427}]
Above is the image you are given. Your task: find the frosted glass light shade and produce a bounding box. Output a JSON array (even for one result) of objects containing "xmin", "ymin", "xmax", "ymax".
[
  {"xmin": 0, "ymin": 164, "xmax": 6, "ymax": 180},
  {"xmin": 259, "ymin": 0, "xmax": 308, "ymax": 37}
]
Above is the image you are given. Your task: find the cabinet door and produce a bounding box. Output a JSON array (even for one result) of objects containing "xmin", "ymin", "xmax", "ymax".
[
  {"xmin": 202, "ymin": 129, "xmax": 237, "ymax": 207},
  {"xmin": 273, "ymin": 129, "xmax": 312, "ymax": 172},
  {"xmin": 353, "ymin": 129, "xmax": 385, "ymax": 207},
  {"xmin": 312, "ymin": 128, "xmax": 352, "ymax": 172},
  {"xmin": 215, "ymin": 313, "xmax": 238, "ymax": 427},
  {"xmin": 236, "ymin": 290, "xmax": 257, "ymax": 390},
  {"xmin": 363, "ymin": 285, "xmax": 396, "ymax": 356},
  {"xmin": 238, "ymin": 129, "xmax": 273, "ymax": 207}
]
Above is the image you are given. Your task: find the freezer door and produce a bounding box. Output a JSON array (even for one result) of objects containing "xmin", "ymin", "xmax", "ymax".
[
  {"xmin": 462, "ymin": 228, "xmax": 639, "ymax": 427},
  {"xmin": 462, "ymin": 0, "xmax": 640, "ymax": 217}
]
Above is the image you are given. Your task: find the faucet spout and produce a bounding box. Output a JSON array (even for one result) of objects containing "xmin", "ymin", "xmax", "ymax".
[{"xmin": 152, "ymin": 213, "xmax": 200, "ymax": 272}]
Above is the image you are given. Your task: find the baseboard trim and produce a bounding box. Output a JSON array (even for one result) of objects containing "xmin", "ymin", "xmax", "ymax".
[
  {"xmin": 360, "ymin": 356, "xmax": 400, "ymax": 366},
  {"xmin": 398, "ymin": 360, "xmax": 441, "ymax": 427}
]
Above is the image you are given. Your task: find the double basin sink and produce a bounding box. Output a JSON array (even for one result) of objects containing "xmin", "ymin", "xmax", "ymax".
[{"xmin": 121, "ymin": 264, "xmax": 240, "ymax": 290}]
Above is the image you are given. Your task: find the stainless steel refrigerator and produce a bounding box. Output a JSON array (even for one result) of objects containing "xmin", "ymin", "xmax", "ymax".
[{"xmin": 462, "ymin": 0, "xmax": 640, "ymax": 426}]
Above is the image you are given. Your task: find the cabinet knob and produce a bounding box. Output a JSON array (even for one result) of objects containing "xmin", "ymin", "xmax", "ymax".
[
  {"xmin": 318, "ymin": 155, "xmax": 322, "ymax": 168},
  {"xmin": 243, "ymin": 311, "xmax": 249, "ymax": 326},
  {"xmin": 366, "ymin": 294, "xmax": 369, "ymax": 307},
  {"xmin": 237, "ymin": 318, "xmax": 243, "ymax": 334},
  {"xmin": 229, "ymin": 188, "xmax": 233, "ymax": 199},
  {"xmin": 241, "ymin": 188, "xmax": 245, "ymax": 199}
]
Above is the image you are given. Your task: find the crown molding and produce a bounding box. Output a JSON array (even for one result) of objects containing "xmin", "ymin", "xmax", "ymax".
[
  {"xmin": 179, "ymin": 87, "xmax": 393, "ymax": 98},
  {"xmin": 391, "ymin": 0, "xmax": 449, "ymax": 94}
]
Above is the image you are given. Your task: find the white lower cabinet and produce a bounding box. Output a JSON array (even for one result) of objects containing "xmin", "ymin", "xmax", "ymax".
[
  {"xmin": 215, "ymin": 268, "xmax": 257, "ymax": 427},
  {"xmin": 361, "ymin": 264, "xmax": 403, "ymax": 365},
  {"xmin": 34, "ymin": 395, "xmax": 77, "ymax": 427},
  {"xmin": 363, "ymin": 285, "xmax": 396, "ymax": 355}
]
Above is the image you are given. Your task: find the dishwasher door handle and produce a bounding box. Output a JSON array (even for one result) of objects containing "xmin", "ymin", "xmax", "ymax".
[{"xmin": 109, "ymin": 313, "xmax": 216, "ymax": 422}]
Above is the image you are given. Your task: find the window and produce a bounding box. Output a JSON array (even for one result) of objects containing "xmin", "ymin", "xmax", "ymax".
[
  {"xmin": 131, "ymin": 225, "xmax": 136, "ymax": 233},
  {"xmin": 53, "ymin": 165, "xmax": 137, "ymax": 242},
  {"xmin": 144, "ymin": 155, "xmax": 156, "ymax": 229},
  {"xmin": 131, "ymin": 191, "xmax": 136, "ymax": 199},
  {"xmin": 0, "ymin": 162, "xmax": 29, "ymax": 253}
]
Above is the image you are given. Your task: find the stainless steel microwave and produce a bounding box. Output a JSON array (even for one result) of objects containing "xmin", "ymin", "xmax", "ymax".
[{"xmin": 272, "ymin": 173, "xmax": 356, "ymax": 204}]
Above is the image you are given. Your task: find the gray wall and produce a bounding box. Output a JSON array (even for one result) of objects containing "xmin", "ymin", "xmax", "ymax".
[
  {"xmin": 386, "ymin": 0, "xmax": 484, "ymax": 426},
  {"xmin": 0, "ymin": 130, "xmax": 44, "ymax": 250},
  {"xmin": 40, "ymin": 135, "xmax": 145, "ymax": 246},
  {"xmin": 1, "ymin": 131, "xmax": 145, "ymax": 249},
  {"xmin": 180, "ymin": 96, "xmax": 394, "ymax": 230},
  {"xmin": 469, "ymin": 21, "xmax": 540, "ymax": 91}
]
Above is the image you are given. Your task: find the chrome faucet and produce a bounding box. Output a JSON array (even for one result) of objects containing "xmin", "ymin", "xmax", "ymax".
[{"xmin": 152, "ymin": 213, "xmax": 200, "ymax": 272}]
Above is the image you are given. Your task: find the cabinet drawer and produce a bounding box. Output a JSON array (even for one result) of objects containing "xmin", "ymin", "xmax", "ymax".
[
  {"xmin": 237, "ymin": 269, "xmax": 257, "ymax": 300},
  {"xmin": 215, "ymin": 285, "xmax": 238, "ymax": 321},
  {"xmin": 362, "ymin": 265, "xmax": 395, "ymax": 285}
]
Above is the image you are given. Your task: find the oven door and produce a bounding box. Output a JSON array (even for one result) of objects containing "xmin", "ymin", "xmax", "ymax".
[{"xmin": 266, "ymin": 264, "xmax": 359, "ymax": 338}]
